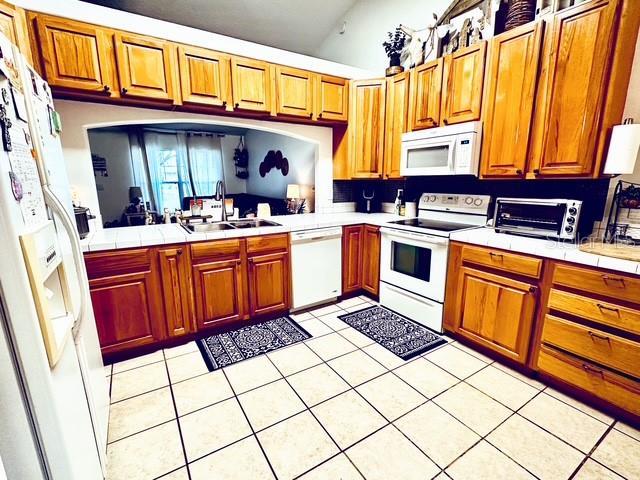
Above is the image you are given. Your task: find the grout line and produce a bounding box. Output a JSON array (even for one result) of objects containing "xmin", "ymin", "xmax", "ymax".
[
  {"xmin": 161, "ymin": 349, "xmax": 193, "ymax": 480},
  {"xmin": 218, "ymin": 366, "xmax": 281, "ymax": 480},
  {"xmin": 567, "ymin": 421, "xmax": 618, "ymax": 480}
]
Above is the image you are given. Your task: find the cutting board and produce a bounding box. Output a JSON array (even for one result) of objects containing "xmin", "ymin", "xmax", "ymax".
[{"xmin": 579, "ymin": 242, "xmax": 640, "ymax": 262}]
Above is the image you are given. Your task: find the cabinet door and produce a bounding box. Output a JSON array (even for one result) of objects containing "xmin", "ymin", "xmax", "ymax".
[
  {"xmin": 275, "ymin": 66, "xmax": 313, "ymax": 118},
  {"xmin": 230, "ymin": 57, "xmax": 273, "ymax": 113},
  {"xmin": 157, "ymin": 246, "xmax": 194, "ymax": 337},
  {"xmin": 193, "ymin": 258, "xmax": 247, "ymax": 330},
  {"xmin": 481, "ymin": 22, "xmax": 543, "ymax": 178},
  {"xmin": 455, "ymin": 267, "xmax": 537, "ymax": 363},
  {"xmin": 89, "ymin": 271, "xmax": 165, "ymax": 355},
  {"xmin": 35, "ymin": 15, "xmax": 116, "ymax": 95},
  {"xmin": 528, "ymin": 0, "xmax": 620, "ymax": 177},
  {"xmin": 441, "ymin": 42, "xmax": 486, "ymax": 125},
  {"xmin": 350, "ymin": 79, "xmax": 386, "ymax": 178},
  {"xmin": 247, "ymin": 252, "xmax": 289, "ymax": 317},
  {"xmin": 384, "ymin": 72, "xmax": 409, "ymax": 179},
  {"xmin": 342, "ymin": 225, "xmax": 363, "ymax": 294},
  {"xmin": 408, "ymin": 58, "xmax": 443, "ymax": 130},
  {"xmin": 177, "ymin": 45, "xmax": 230, "ymax": 108},
  {"xmin": 114, "ymin": 32, "xmax": 177, "ymax": 102},
  {"xmin": 362, "ymin": 225, "xmax": 380, "ymax": 296},
  {"xmin": 315, "ymin": 74, "xmax": 348, "ymax": 122},
  {"xmin": 1, "ymin": 3, "xmax": 30, "ymax": 61}
]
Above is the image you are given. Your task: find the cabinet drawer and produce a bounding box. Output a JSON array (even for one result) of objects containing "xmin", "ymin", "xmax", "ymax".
[
  {"xmin": 548, "ymin": 289, "xmax": 640, "ymax": 336},
  {"xmin": 537, "ymin": 345, "xmax": 640, "ymax": 417},
  {"xmin": 190, "ymin": 239, "xmax": 241, "ymax": 263},
  {"xmin": 462, "ymin": 245, "xmax": 542, "ymax": 278},
  {"xmin": 542, "ymin": 314, "xmax": 640, "ymax": 378},
  {"xmin": 246, "ymin": 234, "xmax": 288, "ymax": 254},
  {"xmin": 85, "ymin": 248, "xmax": 152, "ymax": 279},
  {"xmin": 553, "ymin": 264, "xmax": 640, "ymax": 305}
]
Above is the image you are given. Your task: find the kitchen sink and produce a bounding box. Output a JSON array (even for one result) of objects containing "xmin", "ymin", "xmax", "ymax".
[
  {"xmin": 181, "ymin": 219, "xmax": 281, "ymax": 233},
  {"xmin": 227, "ymin": 219, "xmax": 281, "ymax": 228}
]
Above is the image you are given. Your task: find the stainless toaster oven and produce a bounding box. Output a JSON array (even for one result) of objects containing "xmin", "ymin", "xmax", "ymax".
[{"xmin": 493, "ymin": 198, "xmax": 582, "ymax": 240}]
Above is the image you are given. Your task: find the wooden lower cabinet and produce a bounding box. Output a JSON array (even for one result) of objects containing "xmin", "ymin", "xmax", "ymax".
[
  {"xmin": 247, "ymin": 251, "xmax": 289, "ymax": 317},
  {"xmin": 342, "ymin": 225, "xmax": 364, "ymax": 295},
  {"xmin": 192, "ymin": 258, "xmax": 247, "ymax": 330},
  {"xmin": 85, "ymin": 248, "xmax": 165, "ymax": 355},
  {"xmin": 454, "ymin": 266, "xmax": 537, "ymax": 363},
  {"xmin": 157, "ymin": 246, "xmax": 194, "ymax": 337},
  {"xmin": 362, "ymin": 225, "xmax": 381, "ymax": 296},
  {"xmin": 342, "ymin": 225, "xmax": 380, "ymax": 297}
]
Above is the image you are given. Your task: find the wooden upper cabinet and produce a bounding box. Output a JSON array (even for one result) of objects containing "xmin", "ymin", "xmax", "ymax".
[
  {"xmin": 33, "ymin": 15, "xmax": 116, "ymax": 95},
  {"xmin": 1, "ymin": 2, "xmax": 31, "ymax": 61},
  {"xmin": 384, "ymin": 72, "xmax": 409, "ymax": 179},
  {"xmin": 157, "ymin": 246, "xmax": 193, "ymax": 338},
  {"xmin": 275, "ymin": 65, "xmax": 313, "ymax": 118},
  {"xmin": 315, "ymin": 74, "xmax": 348, "ymax": 122},
  {"xmin": 114, "ymin": 32, "xmax": 177, "ymax": 102},
  {"xmin": 350, "ymin": 79, "xmax": 386, "ymax": 179},
  {"xmin": 481, "ymin": 22, "xmax": 543, "ymax": 178},
  {"xmin": 177, "ymin": 45, "xmax": 231, "ymax": 108},
  {"xmin": 455, "ymin": 267, "xmax": 537, "ymax": 364},
  {"xmin": 408, "ymin": 58, "xmax": 443, "ymax": 130},
  {"xmin": 441, "ymin": 42, "xmax": 486, "ymax": 125},
  {"xmin": 528, "ymin": 0, "xmax": 621, "ymax": 177},
  {"xmin": 230, "ymin": 57, "xmax": 273, "ymax": 113}
]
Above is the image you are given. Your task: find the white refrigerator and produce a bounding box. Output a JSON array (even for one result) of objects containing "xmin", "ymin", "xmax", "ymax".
[{"xmin": 0, "ymin": 34, "xmax": 108, "ymax": 479}]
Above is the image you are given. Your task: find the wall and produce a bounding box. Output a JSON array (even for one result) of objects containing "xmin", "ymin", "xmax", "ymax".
[
  {"xmin": 55, "ymin": 100, "xmax": 334, "ymax": 227},
  {"xmin": 314, "ymin": 0, "xmax": 451, "ymax": 73},
  {"xmin": 86, "ymin": 130, "xmax": 135, "ymax": 224},
  {"xmin": 244, "ymin": 130, "xmax": 316, "ymax": 200},
  {"xmin": 221, "ymin": 135, "xmax": 247, "ymax": 195}
]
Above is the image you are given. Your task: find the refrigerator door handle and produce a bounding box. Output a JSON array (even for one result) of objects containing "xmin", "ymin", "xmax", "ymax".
[{"xmin": 42, "ymin": 186, "xmax": 88, "ymax": 337}]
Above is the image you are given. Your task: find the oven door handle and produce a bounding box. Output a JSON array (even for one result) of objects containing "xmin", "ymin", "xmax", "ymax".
[
  {"xmin": 383, "ymin": 283, "xmax": 440, "ymax": 307},
  {"xmin": 380, "ymin": 228, "xmax": 449, "ymax": 246}
]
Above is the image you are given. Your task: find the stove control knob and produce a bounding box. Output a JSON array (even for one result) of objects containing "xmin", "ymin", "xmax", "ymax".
[
  {"xmin": 568, "ymin": 207, "xmax": 577, "ymax": 215},
  {"xmin": 474, "ymin": 198, "xmax": 483, "ymax": 206},
  {"xmin": 566, "ymin": 216, "xmax": 575, "ymax": 224},
  {"xmin": 430, "ymin": 195, "xmax": 437, "ymax": 202},
  {"xmin": 465, "ymin": 197, "xmax": 473, "ymax": 205},
  {"xmin": 565, "ymin": 226, "xmax": 574, "ymax": 233}
]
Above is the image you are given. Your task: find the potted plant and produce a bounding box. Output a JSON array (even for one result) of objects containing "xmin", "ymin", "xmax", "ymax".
[{"xmin": 383, "ymin": 27, "xmax": 406, "ymax": 76}]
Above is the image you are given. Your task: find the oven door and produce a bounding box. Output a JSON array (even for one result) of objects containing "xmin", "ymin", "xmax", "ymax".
[
  {"xmin": 380, "ymin": 227, "xmax": 449, "ymax": 302},
  {"xmin": 400, "ymin": 136, "xmax": 456, "ymax": 176}
]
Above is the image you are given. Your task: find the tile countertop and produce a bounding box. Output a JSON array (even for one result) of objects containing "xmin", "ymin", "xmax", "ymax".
[
  {"xmin": 450, "ymin": 227, "xmax": 640, "ymax": 276},
  {"xmin": 80, "ymin": 212, "xmax": 403, "ymax": 253}
]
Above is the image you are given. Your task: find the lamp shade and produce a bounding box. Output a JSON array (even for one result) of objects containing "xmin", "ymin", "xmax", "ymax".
[
  {"xmin": 286, "ymin": 184, "xmax": 301, "ymax": 199},
  {"xmin": 603, "ymin": 123, "xmax": 640, "ymax": 175},
  {"xmin": 129, "ymin": 186, "xmax": 143, "ymax": 201}
]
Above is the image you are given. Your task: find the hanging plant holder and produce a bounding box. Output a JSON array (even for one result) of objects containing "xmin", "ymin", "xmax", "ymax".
[{"xmin": 234, "ymin": 136, "xmax": 249, "ymax": 179}]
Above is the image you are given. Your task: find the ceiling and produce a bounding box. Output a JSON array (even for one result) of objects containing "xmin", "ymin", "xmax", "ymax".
[{"xmin": 80, "ymin": 0, "xmax": 357, "ymax": 55}]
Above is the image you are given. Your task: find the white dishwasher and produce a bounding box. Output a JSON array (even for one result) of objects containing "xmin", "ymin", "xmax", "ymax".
[{"xmin": 290, "ymin": 227, "xmax": 342, "ymax": 310}]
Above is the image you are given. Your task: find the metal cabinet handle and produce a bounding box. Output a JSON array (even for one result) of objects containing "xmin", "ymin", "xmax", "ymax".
[
  {"xmin": 516, "ymin": 169, "xmax": 523, "ymax": 175},
  {"xmin": 588, "ymin": 331, "xmax": 610, "ymax": 342},
  {"xmin": 103, "ymin": 85, "xmax": 111, "ymax": 95},
  {"xmin": 318, "ymin": 113, "xmax": 323, "ymax": 118},
  {"xmin": 602, "ymin": 275, "xmax": 625, "ymax": 286},
  {"xmin": 309, "ymin": 112, "xmax": 313, "ymax": 118},
  {"xmin": 222, "ymin": 100, "xmax": 227, "ymax": 107},
  {"xmin": 528, "ymin": 285, "xmax": 537, "ymax": 294},
  {"xmin": 532, "ymin": 168, "xmax": 540, "ymax": 175},
  {"xmin": 582, "ymin": 364, "xmax": 604, "ymax": 377},
  {"xmin": 176, "ymin": 249, "xmax": 183, "ymax": 256},
  {"xmin": 596, "ymin": 303, "xmax": 620, "ymax": 315},
  {"xmin": 443, "ymin": 118, "xmax": 449, "ymax": 125},
  {"xmin": 235, "ymin": 102, "xmax": 239, "ymax": 108},
  {"xmin": 121, "ymin": 87, "xmax": 128, "ymax": 94},
  {"xmin": 489, "ymin": 252, "xmax": 504, "ymax": 260}
]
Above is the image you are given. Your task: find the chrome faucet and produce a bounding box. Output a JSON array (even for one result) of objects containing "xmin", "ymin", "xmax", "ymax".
[{"xmin": 215, "ymin": 180, "xmax": 226, "ymax": 221}]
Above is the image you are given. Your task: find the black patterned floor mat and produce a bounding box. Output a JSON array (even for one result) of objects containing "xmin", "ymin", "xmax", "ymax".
[{"xmin": 197, "ymin": 316, "xmax": 311, "ymax": 371}]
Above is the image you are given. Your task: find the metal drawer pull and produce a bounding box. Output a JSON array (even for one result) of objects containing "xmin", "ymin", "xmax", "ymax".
[
  {"xmin": 582, "ymin": 364, "xmax": 604, "ymax": 377},
  {"xmin": 587, "ymin": 331, "xmax": 610, "ymax": 342},
  {"xmin": 489, "ymin": 252, "xmax": 504, "ymax": 260},
  {"xmin": 596, "ymin": 304, "xmax": 620, "ymax": 315},
  {"xmin": 602, "ymin": 275, "xmax": 625, "ymax": 286}
]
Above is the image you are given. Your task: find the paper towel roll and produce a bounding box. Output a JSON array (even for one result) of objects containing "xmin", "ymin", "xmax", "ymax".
[{"xmin": 604, "ymin": 123, "xmax": 640, "ymax": 175}]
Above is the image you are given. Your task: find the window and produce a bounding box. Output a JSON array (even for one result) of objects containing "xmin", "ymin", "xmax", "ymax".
[{"xmin": 152, "ymin": 148, "xmax": 192, "ymax": 212}]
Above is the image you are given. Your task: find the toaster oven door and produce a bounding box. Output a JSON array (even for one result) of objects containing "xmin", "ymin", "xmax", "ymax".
[{"xmin": 494, "ymin": 201, "xmax": 567, "ymax": 238}]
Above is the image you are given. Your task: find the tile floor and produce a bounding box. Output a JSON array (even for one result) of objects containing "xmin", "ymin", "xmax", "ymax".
[{"xmin": 104, "ymin": 295, "xmax": 640, "ymax": 480}]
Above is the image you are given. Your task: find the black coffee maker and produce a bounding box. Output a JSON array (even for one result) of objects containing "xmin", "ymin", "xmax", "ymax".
[{"xmin": 356, "ymin": 189, "xmax": 381, "ymax": 213}]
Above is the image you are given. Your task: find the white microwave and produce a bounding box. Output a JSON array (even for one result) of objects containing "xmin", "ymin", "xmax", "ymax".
[{"xmin": 400, "ymin": 121, "xmax": 482, "ymax": 176}]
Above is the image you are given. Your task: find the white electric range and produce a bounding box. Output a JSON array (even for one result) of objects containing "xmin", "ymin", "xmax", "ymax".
[{"xmin": 380, "ymin": 193, "xmax": 491, "ymax": 332}]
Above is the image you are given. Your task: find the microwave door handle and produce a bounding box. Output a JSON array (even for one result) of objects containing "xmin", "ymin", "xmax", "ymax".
[{"xmin": 447, "ymin": 139, "xmax": 456, "ymax": 173}]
